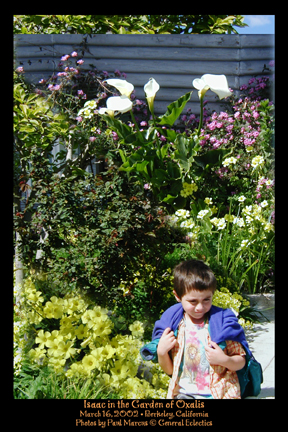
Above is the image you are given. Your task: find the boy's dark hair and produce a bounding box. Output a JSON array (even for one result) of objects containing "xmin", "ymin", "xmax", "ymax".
[{"xmin": 173, "ymin": 259, "xmax": 217, "ymax": 298}]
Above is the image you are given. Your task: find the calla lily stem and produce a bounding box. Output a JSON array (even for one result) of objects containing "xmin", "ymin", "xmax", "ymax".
[
  {"xmin": 197, "ymin": 96, "xmax": 204, "ymax": 136},
  {"xmin": 130, "ymin": 109, "xmax": 140, "ymax": 132}
]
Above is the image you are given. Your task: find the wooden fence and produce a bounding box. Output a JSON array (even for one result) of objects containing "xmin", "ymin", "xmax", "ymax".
[{"xmin": 14, "ymin": 34, "xmax": 274, "ymax": 116}]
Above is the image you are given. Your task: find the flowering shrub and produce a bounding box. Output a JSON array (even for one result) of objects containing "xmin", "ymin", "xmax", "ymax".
[
  {"xmin": 179, "ymin": 67, "xmax": 274, "ymax": 212},
  {"xmin": 14, "ymin": 277, "xmax": 169, "ymax": 398},
  {"xmin": 169, "ymin": 188, "xmax": 274, "ymax": 293}
]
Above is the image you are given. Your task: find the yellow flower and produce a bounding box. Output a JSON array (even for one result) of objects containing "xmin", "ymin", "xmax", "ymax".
[
  {"xmin": 75, "ymin": 324, "xmax": 89, "ymax": 340},
  {"xmin": 46, "ymin": 330, "xmax": 64, "ymax": 357},
  {"xmin": 110, "ymin": 360, "xmax": 130, "ymax": 381},
  {"xmin": 55, "ymin": 340, "xmax": 76, "ymax": 359},
  {"xmin": 82, "ymin": 354, "xmax": 97, "ymax": 371},
  {"xmin": 224, "ymin": 214, "xmax": 235, "ymax": 223},
  {"xmin": 29, "ymin": 347, "xmax": 46, "ymax": 363},
  {"xmin": 129, "ymin": 321, "xmax": 144, "ymax": 338},
  {"xmin": 101, "ymin": 344, "xmax": 116, "ymax": 360},
  {"xmin": 93, "ymin": 319, "xmax": 113, "ymax": 337},
  {"xmin": 35, "ymin": 329, "xmax": 51, "ymax": 348},
  {"xmin": 204, "ymin": 197, "xmax": 213, "ymax": 205},
  {"xmin": 43, "ymin": 297, "xmax": 64, "ymax": 319},
  {"xmin": 48, "ymin": 357, "xmax": 66, "ymax": 372},
  {"xmin": 27, "ymin": 290, "xmax": 44, "ymax": 303}
]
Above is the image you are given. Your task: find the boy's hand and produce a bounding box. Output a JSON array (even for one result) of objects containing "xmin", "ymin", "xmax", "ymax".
[
  {"xmin": 157, "ymin": 327, "xmax": 177, "ymax": 357},
  {"xmin": 205, "ymin": 341, "xmax": 227, "ymax": 366},
  {"xmin": 205, "ymin": 341, "xmax": 246, "ymax": 371}
]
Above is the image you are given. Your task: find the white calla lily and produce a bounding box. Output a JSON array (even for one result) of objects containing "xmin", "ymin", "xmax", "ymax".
[
  {"xmin": 107, "ymin": 95, "xmax": 133, "ymax": 113},
  {"xmin": 193, "ymin": 74, "xmax": 232, "ymax": 100},
  {"xmin": 98, "ymin": 95, "xmax": 133, "ymax": 117},
  {"xmin": 106, "ymin": 79, "xmax": 134, "ymax": 98},
  {"xmin": 144, "ymin": 77, "xmax": 160, "ymax": 98},
  {"xmin": 98, "ymin": 107, "xmax": 114, "ymax": 117},
  {"xmin": 144, "ymin": 78, "xmax": 160, "ymax": 115}
]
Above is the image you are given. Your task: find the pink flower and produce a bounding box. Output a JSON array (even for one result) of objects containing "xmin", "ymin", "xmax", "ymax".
[
  {"xmin": 252, "ymin": 111, "xmax": 260, "ymax": 119},
  {"xmin": 61, "ymin": 54, "xmax": 70, "ymax": 61},
  {"xmin": 71, "ymin": 51, "xmax": 78, "ymax": 57},
  {"xmin": 16, "ymin": 66, "xmax": 24, "ymax": 73},
  {"xmin": 89, "ymin": 137, "xmax": 96, "ymax": 142},
  {"xmin": 207, "ymin": 121, "xmax": 217, "ymax": 131},
  {"xmin": 77, "ymin": 59, "xmax": 84, "ymax": 65},
  {"xmin": 77, "ymin": 90, "xmax": 84, "ymax": 95},
  {"xmin": 112, "ymin": 132, "xmax": 118, "ymax": 141}
]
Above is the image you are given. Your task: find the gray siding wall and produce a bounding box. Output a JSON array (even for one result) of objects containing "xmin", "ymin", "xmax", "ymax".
[{"xmin": 14, "ymin": 34, "xmax": 274, "ymax": 116}]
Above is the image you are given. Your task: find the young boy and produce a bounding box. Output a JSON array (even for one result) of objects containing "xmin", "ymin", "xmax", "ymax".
[{"xmin": 141, "ymin": 259, "xmax": 249, "ymax": 399}]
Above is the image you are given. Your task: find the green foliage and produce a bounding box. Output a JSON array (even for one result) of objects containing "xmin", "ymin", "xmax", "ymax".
[
  {"xmin": 14, "ymin": 15, "xmax": 247, "ymax": 35},
  {"xmin": 14, "ymin": 361, "xmax": 118, "ymax": 399},
  {"xmin": 17, "ymin": 165, "xmax": 182, "ymax": 308},
  {"xmin": 105, "ymin": 89, "xmax": 229, "ymax": 212}
]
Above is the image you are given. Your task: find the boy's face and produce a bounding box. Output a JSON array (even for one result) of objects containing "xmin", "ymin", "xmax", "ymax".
[{"xmin": 173, "ymin": 288, "xmax": 213, "ymax": 324}]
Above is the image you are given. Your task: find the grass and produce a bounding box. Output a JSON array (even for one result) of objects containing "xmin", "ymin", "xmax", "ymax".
[{"xmin": 14, "ymin": 361, "xmax": 119, "ymax": 399}]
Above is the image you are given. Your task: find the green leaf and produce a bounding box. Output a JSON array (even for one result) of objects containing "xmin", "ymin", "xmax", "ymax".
[
  {"xmin": 157, "ymin": 91, "xmax": 192, "ymax": 126},
  {"xmin": 101, "ymin": 114, "xmax": 134, "ymax": 142},
  {"xmin": 174, "ymin": 134, "xmax": 197, "ymax": 172},
  {"xmin": 151, "ymin": 168, "xmax": 169, "ymax": 187},
  {"xmin": 194, "ymin": 148, "xmax": 230, "ymax": 170},
  {"xmin": 167, "ymin": 161, "xmax": 181, "ymax": 179}
]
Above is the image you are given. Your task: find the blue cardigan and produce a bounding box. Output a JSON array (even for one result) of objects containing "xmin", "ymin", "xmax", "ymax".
[{"xmin": 140, "ymin": 303, "xmax": 251, "ymax": 362}]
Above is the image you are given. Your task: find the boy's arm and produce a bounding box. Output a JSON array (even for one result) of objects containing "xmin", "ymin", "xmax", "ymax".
[
  {"xmin": 205, "ymin": 341, "xmax": 246, "ymax": 371},
  {"xmin": 157, "ymin": 327, "xmax": 177, "ymax": 376}
]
